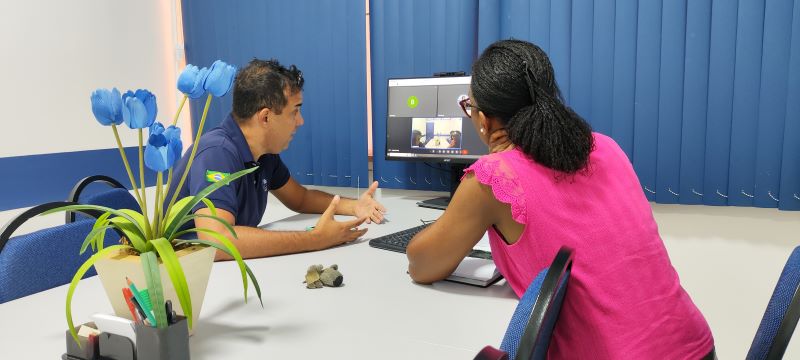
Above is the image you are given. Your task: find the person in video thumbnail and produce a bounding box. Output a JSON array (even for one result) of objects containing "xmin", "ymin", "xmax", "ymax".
[
  {"xmin": 448, "ymin": 130, "xmax": 461, "ymax": 148},
  {"xmin": 411, "ymin": 129, "xmax": 425, "ymax": 147}
]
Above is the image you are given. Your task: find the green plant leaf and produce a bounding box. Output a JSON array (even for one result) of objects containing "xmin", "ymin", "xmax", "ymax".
[
  {"xmin": 243, "ymin": 262, "xmax": 263, "ymax": 307},
  {"xmin": 199, "ymin": 198, "xmax": 217, "ymax": 217},
  {"xmin": 80, "ymin": 225, "xmax": 116, "ymax": 255},
  {"xmin": 119, "ymin": 209, "xmax": 148, "ymax": 231},
  {"xmin": 41, "ymin": 204, "xmax": 147, "ymax": 241},
  {"xmin": 163, "ymin": 166, "xmax": 259, "ymax": 239},
  {"xmin": 109, "ymin": 217, "xmax": 148, "ymax": 252},
  {"xmin": 170, "ymin": 213, "xmax": 238, "ymax": 242},
  {"xmin": 87, "ymin": 211, "xmax": 112, "ymax": 253},
  {"xmin": 162, "ymin": 197, "xmax": 217, "ymax": 236},
  {"xmin": 176, "ymin": 238, "xmax": 263, "ymax": 307},
  {"xmin": 174, "ymin": 228, "xmax": 247, "ymax": 299},
  {"xmin": 163, "ymin": 196, "xmax": 194, "ymax": 232},
  {"xmin": 141, "ymin": 251, "xmax": 168, "ymax": 328},
  {"xmin": 149, "ymin": 238, "xmax": 193, "ymax": 329},
  {"xmin": 67, "ymin": 244, "xmax": 132, "ymax": 346}
]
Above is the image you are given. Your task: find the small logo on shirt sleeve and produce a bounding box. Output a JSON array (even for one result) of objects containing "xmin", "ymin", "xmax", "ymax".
[
  {"xmin": 262, "ymin": 179, "xmax": 269, "ymax": 191},
  {"xmin": 206, "ymin": 170, "xmax": 230, "ymax": 183}
]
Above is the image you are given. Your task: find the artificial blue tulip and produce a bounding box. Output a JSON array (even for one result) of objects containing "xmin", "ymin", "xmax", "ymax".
[
  {"xmin": 177, "ymin": 64, "xmax": 210, "ymax": 99},
  {"xmin": 204, "ymin": 60, "xmax": 237, "ymax": 97},
  {"xmin": 122, "ymin": 89, "xmax": 158, "ymax": 129},
  {"xmin": 144, "ymin": 122, "xmax": 183, "ymax": 172},
  {"xmin": 90, "ymin": 88, "xmax": 124, "ymax": 126},
  {"xmin": 163, "ymin": 124, "xmax": 183, "ymax": 164}
]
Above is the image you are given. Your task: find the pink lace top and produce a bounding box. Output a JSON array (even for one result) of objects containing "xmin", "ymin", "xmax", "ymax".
[{"xmin": 464, "ymin": 133, "xmax": 713, "ymax": 359}]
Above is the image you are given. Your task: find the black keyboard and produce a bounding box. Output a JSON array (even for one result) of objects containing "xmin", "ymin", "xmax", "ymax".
[{"xmin": 369, "ymin": 223, "xmax": 492, "ymax": 260}]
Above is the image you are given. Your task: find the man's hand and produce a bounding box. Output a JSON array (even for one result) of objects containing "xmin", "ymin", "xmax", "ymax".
[
  {"xmin": 354, "ymin": 181, "xmax": 387, "ymax": 224},
  {"xmin": 311, "ymin": 195, "xmax": 369, "ymax": 250}
]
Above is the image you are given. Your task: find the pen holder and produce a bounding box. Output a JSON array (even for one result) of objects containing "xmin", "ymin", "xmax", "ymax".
[
  {"xmin": 63, "ymin": 317, "xmax": 190, "ymax": 360},
  {"xmin": 63, "ymin": 322, "xmax": 99, "ymax": 360},
  {"xmin": 134, "ymin": 316, "xmax": 190, "ymax": 360}
]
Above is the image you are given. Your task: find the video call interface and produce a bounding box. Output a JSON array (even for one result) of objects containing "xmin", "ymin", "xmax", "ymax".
[{"xmin": 385, "ymin": 77, "xmax": 488, "ymax": 162}]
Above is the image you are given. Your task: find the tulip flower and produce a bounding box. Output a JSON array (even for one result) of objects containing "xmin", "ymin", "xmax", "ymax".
[
  {"xmin": 204, "ymin": 60, "xmax": 237, "ymax": 97},
  {"xmin": 90, "ymin": 88, "xmax": 124, "ymax": 126},
  {"xmin": 177, "ymin": 64, "xmax": 210, "ymax": 99},
  {"xmin": 144, "ymin": 122, "xmax": 183, "ymax": 172},
  {"xmin": 64, "ymin": 59, "xmax": 263, "ymax": 346},
  {"xmin": 122, "ymin": 89, "xmax": 158, "ymax": 129}
]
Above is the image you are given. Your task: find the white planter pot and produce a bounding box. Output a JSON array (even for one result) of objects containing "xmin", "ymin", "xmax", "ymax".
[{"xmin": 93, "ymin": 245, "xmax": 215, "ymax": 332}]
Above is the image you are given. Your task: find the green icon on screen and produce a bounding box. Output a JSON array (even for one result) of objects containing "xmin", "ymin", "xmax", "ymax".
[{"xmin": 407, "ymin": 95, "xmax": 419, "ymax": 109}]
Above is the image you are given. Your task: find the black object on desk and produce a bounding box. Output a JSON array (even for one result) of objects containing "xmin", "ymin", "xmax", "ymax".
[
  {"xmin": 416, "ymin": 163, "xmax": 468, "ymax": 210},
  {"xmin": 369, "ymin": 223, "xmax": 492, "ymax": 260},
  {"xmin": 63, "ymin": 316, "xmax": 189, "ymax": 360}
]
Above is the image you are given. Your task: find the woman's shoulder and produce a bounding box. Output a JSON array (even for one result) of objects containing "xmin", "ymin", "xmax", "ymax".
[
  {"xmin": 590, "ymin": 131, "xmax": 625, "ymax": 153},
  {"xmin": 463, "ymin": 149, "xmax": 529, "ymax": 223}
]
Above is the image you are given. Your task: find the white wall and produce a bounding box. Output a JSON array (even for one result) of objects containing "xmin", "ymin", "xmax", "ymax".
[
  {"xmin": 0, "ymin": 0, "xmax": 186, "ymax": 158},
  {"xmin": 656, "ymin": 204, "xmax": 800, "ymax": 358}
]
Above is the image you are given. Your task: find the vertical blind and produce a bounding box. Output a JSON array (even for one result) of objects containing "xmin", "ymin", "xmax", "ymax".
[
  {"xmin": 370, "ymin": 0, "xmax": 478, "ymax": 191},
  {"xmin": 472, "ymin": 0, "xmax": 799, "ymax": 210},
  {"xmin": 182, "ymin": 0, "xmax": 799, "ymax": 210},
  {"xmin": 181, "ymin": 0, "xmax": 369, "ymax": 187}
]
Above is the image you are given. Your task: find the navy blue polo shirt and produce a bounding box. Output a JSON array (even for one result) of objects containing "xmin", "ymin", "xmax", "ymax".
[{"xmin": 167, "ymin": 114, "xmax": 290, "ymax": 227}]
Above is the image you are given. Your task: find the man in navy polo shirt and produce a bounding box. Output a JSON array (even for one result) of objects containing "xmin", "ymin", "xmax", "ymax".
[{"xmin": 168, "ymin": 59, "xmax": 386, "ymax": 260}]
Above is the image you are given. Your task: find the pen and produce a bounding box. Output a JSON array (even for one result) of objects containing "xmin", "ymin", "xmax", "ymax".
[
  {"xmin": 165, "ymin": 300, "xmax": 173, "ymax": 324},
  {"xmin": 121, "ymin": 288, "xmax": 141, "ymax": 323},
  {"xmin": 130, "ymin": 295, "xmax": 149, "ymax": 325},
  {"xmin": 126, "ymin": 277, "xmax": 157, "ymax": 327},
  {"xmin": 87, "ymin": 333, "xmax": 98, "ymax": 360}
]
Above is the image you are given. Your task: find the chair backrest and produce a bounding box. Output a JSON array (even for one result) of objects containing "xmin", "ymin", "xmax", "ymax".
[
  {"xmin": 66, "ymin": 175, "xmax": 139, "ymax": 223},
  {"xmin": 499, "ymin": 246, "xmax": 574, "ymax": 360},
  {"xmin": 0, "ymin": 202, "xmax": 120, "ymax": 303},
  {"xmin": 747, "ymin": 246, "xmax": 800, "ymax": 360},
  {"xmin": 474, "ymin": 345, "xmax": 510, "ymax": 360}
]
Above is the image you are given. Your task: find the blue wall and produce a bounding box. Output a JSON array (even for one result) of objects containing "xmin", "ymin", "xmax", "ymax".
[
  {"xmin": 472, "ymin": 0, "xmax": 799, "ymax": 210},
  {"xmin": 181, "ymin": 0, "xmax": 369, "ymax": 188},
  {"xmin": 0, "ymin": 147, "xmax": 155, "ymax": 211}
]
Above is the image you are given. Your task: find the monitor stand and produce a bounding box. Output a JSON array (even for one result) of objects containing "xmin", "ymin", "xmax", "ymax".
[{"xmin": 416, "ymin": 164, "xmax": 467, "ymax": 210}]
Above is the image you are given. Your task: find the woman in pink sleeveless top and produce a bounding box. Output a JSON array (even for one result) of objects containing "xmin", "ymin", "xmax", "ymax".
[{"xmin": 406, "ymin": 39, "xmax": 714, "ymax": 359}]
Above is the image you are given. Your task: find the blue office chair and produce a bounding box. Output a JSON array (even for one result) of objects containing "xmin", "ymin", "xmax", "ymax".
[
  {"xmin": 746, "ymin": 246, "xmax": 800, "ymax": 360},
  {"xmin": 475, "ymin": 246, "xmax": 574, "ymax": 360},
  {"xmin": 66, "ymin": 175, "xmax": 140, "ymax": 223},
  {"xmin": 0, "ymin": 202, "xmax": 121, "ymax": 303}
]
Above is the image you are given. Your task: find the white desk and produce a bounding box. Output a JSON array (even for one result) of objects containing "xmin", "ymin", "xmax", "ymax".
[{"xmin": 0, "ymin": 188, "xmax": 517, "ymax": 359}]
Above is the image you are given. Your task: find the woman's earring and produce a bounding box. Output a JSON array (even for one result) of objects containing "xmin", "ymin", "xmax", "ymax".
[{"xmin": 480, "ymin": 128, "xmax": 485, "ymax": 134}]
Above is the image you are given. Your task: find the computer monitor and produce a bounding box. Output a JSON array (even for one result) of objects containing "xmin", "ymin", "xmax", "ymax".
[{"xmin": 384, "ymin": 76, "xmax": 488, "ymax": 209}]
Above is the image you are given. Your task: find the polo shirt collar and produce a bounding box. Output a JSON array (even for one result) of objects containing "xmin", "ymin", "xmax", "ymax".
[{"xmin": 222, "ymin": 114, "xmax": 255, "ymax": 165}]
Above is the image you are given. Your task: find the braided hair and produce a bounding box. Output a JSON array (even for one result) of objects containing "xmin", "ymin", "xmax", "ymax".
[{"xmin": 471, "ymin": 39, "xmax": 594, "ymax": 174}]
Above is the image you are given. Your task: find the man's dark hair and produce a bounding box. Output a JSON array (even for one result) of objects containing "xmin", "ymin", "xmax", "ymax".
[
  {"xmin": 232, "ymin": 59, "xmax": 304, "ymax": 121},
  {"xmin": 471, "ymin": 39, "xmax": 594, "ymax": 174}
]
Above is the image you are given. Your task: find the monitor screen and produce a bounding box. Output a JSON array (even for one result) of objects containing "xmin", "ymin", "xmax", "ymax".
[{"xmin": 385, "ymin": 76, "xmax": 488, "ymax": 164}]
